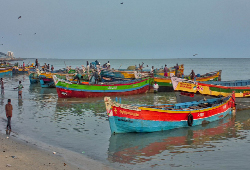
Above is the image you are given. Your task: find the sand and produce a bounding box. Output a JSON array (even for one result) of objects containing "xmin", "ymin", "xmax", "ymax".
[{"xmin": 0, "ymin": 132, "xmax": 115, "ymax": 170}]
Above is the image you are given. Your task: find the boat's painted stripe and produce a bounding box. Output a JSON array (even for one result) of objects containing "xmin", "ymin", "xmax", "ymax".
[{"xmin": 56, "ymin": 83, "xmax": 149, "ymax": 92}]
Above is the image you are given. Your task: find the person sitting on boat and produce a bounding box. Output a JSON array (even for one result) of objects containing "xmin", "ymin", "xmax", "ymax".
[
  {"xmin": 153, "ymin": 82, "xmax": 159, "ymax": 93},
  {"xmin": 190, "ymin": 70, "xmax": 196, "ymax": 80},
  {"xmin": 107, "ymin": 61, "xmax": 110, "ymax": 70}
]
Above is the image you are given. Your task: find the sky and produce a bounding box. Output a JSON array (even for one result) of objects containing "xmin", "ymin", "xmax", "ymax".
[{"xmin": 1, "ymin": 0, "xmax": 250, "ymax": 59}]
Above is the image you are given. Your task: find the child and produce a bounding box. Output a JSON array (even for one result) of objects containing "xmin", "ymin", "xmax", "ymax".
[
  {"xmin": 17, "ymin": 81, "xmax": 24, "ymax": 98},
  {"xmin": 5, "ymin": 99, "xmax": 13, "ymax": 131}
]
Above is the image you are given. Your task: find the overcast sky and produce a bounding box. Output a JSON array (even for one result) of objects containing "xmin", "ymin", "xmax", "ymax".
[{"xmin": 1, "ymin": 0, "xmax": 250, "ymax": 59}]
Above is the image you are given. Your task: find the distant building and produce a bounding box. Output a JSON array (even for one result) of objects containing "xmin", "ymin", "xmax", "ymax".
[{"xmin": 7, "ymin": 51, "xmax": 15, "ymax": 59}]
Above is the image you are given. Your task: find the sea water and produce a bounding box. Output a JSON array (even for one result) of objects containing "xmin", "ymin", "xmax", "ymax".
[{"xmin": 1, "ymin": 58, "xmax": 250, "ymax": 170}]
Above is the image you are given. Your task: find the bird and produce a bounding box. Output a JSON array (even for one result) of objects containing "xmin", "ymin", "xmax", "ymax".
[
  {"xmin": 34, "ymin": 33, "xmax": 36, "ymax": 35},
  {"xmin": 18, "ymin": 16, "xmax": 21, "ymax": 19},
  {"xmin": 120, "ymin": 2, "xmax": 123, "ymax": 4},
  {"xmin": 19, "ymin": 33, "xmax": 22, "ymax": 35}
]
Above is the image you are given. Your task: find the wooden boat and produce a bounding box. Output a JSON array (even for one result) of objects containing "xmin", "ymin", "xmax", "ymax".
[
  {"xmin": 171, "ymin": 76, "xmax": 250, "ymax": 103},
  {"xmin": 12, "ymin": 66, "xmax": 29, "ymax": 74},
  {"xmin": 155, "ymin": 70, "xmax": 221, "ymax": 92},
  {"xmin": 39, "ymin": 74, "xmax": 55, "ymax": 88},
  {"xmin": 0, "ymin": 67, "xmax": 12, "ymax": 77},
  {"xmin": 53, "ymin": 75, "xmax": 150, "ymax": 98},
  {"xmin": 29, "ymin": 72, "xmax": 53, "ymax": 84},
  {"xmin": 104, "ymin": 92, "xmax": 235, "ymax": 133}
]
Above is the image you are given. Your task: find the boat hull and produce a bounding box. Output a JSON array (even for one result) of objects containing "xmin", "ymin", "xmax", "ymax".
[
  {"xmin": 108, "ymin": 109, "xmax": 232, "ymax": 133},
  {"xmin": 104, "ymin": 93, "xmax": 235, "ymax": 133},
  {"xmin": 54, "ymin": 75, "xmax": 150, "ymax": 98},
  {"xmin": 56, "ymin": 85, "xmax": 149, "ymax": 98},
  {"xmin": 0, "ymin": 68, "xmax": 12, "ymax": 77},
  {"xmin": 155, "ymin": 70, "xmax": 221, "ymax": 92},
  {"xmin": 172, "ymin": 77, "xmax": 250, "ymax": 98},
  {"xmin": 40, "ymin": 79, "xmax": 55, "ymax": 88}
]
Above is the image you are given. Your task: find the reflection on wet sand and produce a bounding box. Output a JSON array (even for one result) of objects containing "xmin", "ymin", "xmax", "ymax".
[{"xmin": 108, "ymin": 114, "xmax": 242, "ymax": 165}]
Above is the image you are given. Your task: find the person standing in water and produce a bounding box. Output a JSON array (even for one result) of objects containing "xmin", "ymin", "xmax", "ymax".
[
  {"xmin": 5, "ymin": 99, "xmax": 13, "ymax": 131},
  {"xmin": 17, "ymin": 81, "xmax": 24, "ymax": 99},
  {"xmin": 0, "ymin": 78, "xmax": 4, "ymax": 95}
]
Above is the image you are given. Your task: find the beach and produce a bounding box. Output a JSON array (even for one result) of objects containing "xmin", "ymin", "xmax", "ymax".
[{"xmin": 0, "ymin": 132, "xmax": 115, "ymax": 170}]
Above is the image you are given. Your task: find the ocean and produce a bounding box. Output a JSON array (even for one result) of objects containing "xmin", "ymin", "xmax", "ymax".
[{"xmin": 1, "ymin": 58, "xmax": 250, "ymax": 170}]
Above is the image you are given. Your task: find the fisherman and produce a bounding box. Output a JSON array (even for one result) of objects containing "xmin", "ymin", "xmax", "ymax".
[
  {"xmin": 93, "ymin": 70, "xmax": 99, "ymax": 84},
  {"xmin": 164, "ymin": 64, "xmax": 169, "ymax": 77},
  {"xmin": 35, "ymin": 59, "xmax": 39, "ymax": 68},
  {"xmin": 47, "ymin": 64, "xmax": 50, "ymax": 71},
  {"xmin": 73, "ymin": 73, "xmax": 81, "ymax": 84},
  {"xmin": 51, "ymin": 65, "xmax": 54, "ymax": 72},
  {"xmin": 107, "ymin": 61, "xmax": 110, "ymax": 70},
  {"xmin": 190, "ymin": 70, "xmax": 196, "ymax": 80},
  {"xmin": 150, "ymin": 66, "xmax": 154, "ymax": 74},
  {"xmin": 86, "ymin": 61, "xmax": 90, "ymax": 74}
]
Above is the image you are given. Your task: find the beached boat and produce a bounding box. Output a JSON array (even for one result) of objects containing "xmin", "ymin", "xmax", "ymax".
[
  {"xmin": 0, "ymin": 67, "xmax": 13, "ymax": 77},
  {"xmin": 104, "ymin": 92, "xmax": 235, "ymax": 133},
  {"xmin": 171, "ymin": 76, "xmax": 250, "ymax": 103},
  {"xmin": 53, "ymin": 75, "xmax": 150, "ymax": 98},
  {"xmin": 155, "ymin": 70, "xmax": 222, "ymax": 92}
]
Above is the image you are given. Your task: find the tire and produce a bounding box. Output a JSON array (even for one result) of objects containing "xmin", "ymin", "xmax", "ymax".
[{"xmin": 187, "ymin": 114, "xmax": 193, "ymax": 126}]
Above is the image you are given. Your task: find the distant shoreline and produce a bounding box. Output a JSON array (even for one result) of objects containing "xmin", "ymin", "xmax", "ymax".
[{"xmin": 0, "ymin": 58, "xmax": 25, "ymax": 62}]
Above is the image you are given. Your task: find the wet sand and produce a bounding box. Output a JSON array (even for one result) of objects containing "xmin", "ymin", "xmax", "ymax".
[{"xmin": 0, "ymin": 132, "xmax": 115, "ymax": 170}]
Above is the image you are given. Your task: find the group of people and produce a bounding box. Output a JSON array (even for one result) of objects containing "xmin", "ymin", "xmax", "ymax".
[
  {"xmin": 42, "ymin": 63, "xmax": 54, "ymax": 72},
  {"xmin": 1, "ymin": 77, "xmax": 24, "ymax": 133}
]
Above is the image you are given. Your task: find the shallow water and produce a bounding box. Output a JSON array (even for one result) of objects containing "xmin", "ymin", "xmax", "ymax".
[{"xmin": 1, "ymin": 58, "xmax": 250, "ymax": 169}]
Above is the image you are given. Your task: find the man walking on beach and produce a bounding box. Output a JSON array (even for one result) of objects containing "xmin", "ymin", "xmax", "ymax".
[
  {"xmin": 0, "ymin": 78, "xmax": 4, "ymax": 95},
  {"xmin": 5, "ymin": 99, "xmax": 13, "ymax": 131}
]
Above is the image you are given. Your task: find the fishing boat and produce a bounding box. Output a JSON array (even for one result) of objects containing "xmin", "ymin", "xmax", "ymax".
[
  {"xmin": 155, "ymin": 70, "xmax": 222, "ymax": 92},
  {"xmin": 39, "ymin": 74, "xmax": 55, "ymax": 88},
  {"xmin": 171, "ymin": 76, "xmax": 250, "ymax": 103},
  {"xmin": 104, "ymin": 92, "xmax": 235, "ymax": 133},
  {"xmin": 53, "ymin": 75, "xmax": 150, "ymax": 98},
  {"xmin": 0, "ymin": 67, "xmax": 12, "ymax": 77}
]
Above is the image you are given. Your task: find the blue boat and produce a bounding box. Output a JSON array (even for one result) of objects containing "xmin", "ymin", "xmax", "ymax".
[
  {"xmin": 0, "ymin": 67, "xmax": 13, "ymax": 77},
  {"xmin": 29, "ymin": 72, "xmax": 40, "ymax": 84},
  {"xmin": 104, "ymin": 92, "xmax": 236, "ymax": 133},
  {"xmin": 39, "ymin": 75, "xmax": 55, "ymax": 88}
]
